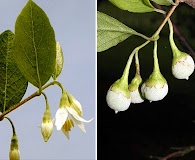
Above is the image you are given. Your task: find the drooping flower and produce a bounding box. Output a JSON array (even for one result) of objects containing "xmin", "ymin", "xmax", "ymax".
[
  {"xmin": 54, "ymin": 91, "xmax": 93, "ymax": 139},
  {"xmin": 141, "ymin": 41, "xmax": 168, "ymax": 102},
  {"xmin": 172, "ymin": 51, "xmax": 194, "ymax": 80},
  {"xmin": 168, "ymin": 19, "xmax": 195, "ymax": 80},
  {"xmin": 41, "ymin": 107, "xmax": 53, "ymax": 142},
  {"xmin": 141, "ymin": 79, "xmax": 168, "ymax": 102},
  {"xmin": 40, "ymin": 93, "xmax": 53, "ymax": 142},
  {"xmin": 129, "ymin": 74, "xmax": 144, "ymax": 104},
  {"xmin": 106, "ymin": 48, "xmax": 135, "ymax": 113},
  {"xmin": 106, "ymin": 77, "xmax": 131, "ymax": 114},
  {"xmin": 9, "ymin": 134, "xmax": 20, "ymax": 160}
]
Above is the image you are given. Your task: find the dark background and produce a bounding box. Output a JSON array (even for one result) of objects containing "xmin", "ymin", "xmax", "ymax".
[{"xmin": 97, "ymin": 1, "xmax": 195, "ymax": 159}]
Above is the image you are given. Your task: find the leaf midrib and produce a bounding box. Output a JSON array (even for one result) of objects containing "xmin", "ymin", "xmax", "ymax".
[
  {"xmin": 30, "ymin": 3, "xmax": 41, "ymax": 89},
  {"xmin": 3, "ymin": 37, "xmax": 8, "ymax": 112}
]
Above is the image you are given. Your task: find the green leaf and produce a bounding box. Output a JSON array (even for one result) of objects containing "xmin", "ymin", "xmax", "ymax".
[
  {"xmin": 0, "ymin": 30, "xmax": 28, "ymax": 113},
  {"xmin": 52, "ymin": 41, "xmax": 64, "ymax": 80},
  {"xmin": 13, "ymin": 0, "xmax": 56, "ymax": 89},
  {"xmin": 109, "ymin": 0, "xmax": 164, "ymax": 13},
  {"xmin": 151, "ymin": 0, "xmax": 175, "ymax": 5},
  {"xmin": 97, "ymin": 11, "xmax": 143, "ymax": 52}
]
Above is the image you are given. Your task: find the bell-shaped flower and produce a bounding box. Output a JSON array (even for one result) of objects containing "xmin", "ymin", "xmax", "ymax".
[
  {"xmin": 129, "ymin": 74, "xmax": 144, "ymax": 104},
  {"xmin": 168, "ymin": 19, "xmax": 195, "ymax": 80},
  {"xmin": 106, "ymin": 50, "xmax": 135, "ymax": 113},
  {"xmin": 9, "ymin": 133, "xmax": 20, "ymax": 160},
  {"xmin": 141, "ymin": 79, "xmax": 168, "ymax": 102},
  {"xmin": 141, "ymin": 40, "xmax": 168, "ymax": 102},
  {"xmin": 172, "ymin": 52, "xmax": 194, "ymax": 80},
  {"xmin": 141, "ymin": 68, "xmax": 168, "ymax": 102},
  {"xmin": 106, "ymin": 78, "xmax": 131, "ymax": 114},
  {"xmin": 54, "ymin": 91, "xmax": 93, "ymax": 139}
]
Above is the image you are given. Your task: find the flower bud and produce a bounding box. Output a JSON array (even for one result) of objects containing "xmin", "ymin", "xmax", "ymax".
[
  {"xmin": 172, "ymin": 52, "xmax": 194, "ymax": 80},
  {"xmin": 9, "ymin": 134, "xmax": 20, "ymax": 160},
  {"xmin": 141, "ymin": 71, "xmax": 168, "ymax": 102},
  {"xmin": 129, "ymin": 75, "xmax": 144, "ymax": 104},
  {"xmin": 41, "ymin": 105, "xmax": 53, "ymax": 142},
  {"xmin": 106, "ymin": 79, "xmax": 131, "ymax": 113}
]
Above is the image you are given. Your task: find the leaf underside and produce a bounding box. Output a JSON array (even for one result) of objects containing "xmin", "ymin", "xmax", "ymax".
[
  {"xmin": 52, "ymin": 42, "xmax": 64, "ymax": 80},
  {"xmin": 97, "ymin": 11, "xmax": 138, "ymax": 52},
  {"xmin": 109, "ymin": 0, "xmax": 156, "ymax": 13},
  {"xmin": 151, "ymin": 0, "xmax": 174, "ymax": 6}
]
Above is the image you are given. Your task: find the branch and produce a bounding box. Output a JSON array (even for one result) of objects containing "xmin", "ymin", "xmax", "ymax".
[
  {"xmin": 0, "ymin": 81, "xmax": 57, "ymax": 121},
  {"xmin": 152, "ymin": 2, "xmax": 195, "ymax": 58},
  {"xmin": 180, "ymin": 0, "xmax": 195, "ymax": 8},
  {"xmin": 149, "ymin": 145, "xmax": 195, "ymax": 160}
]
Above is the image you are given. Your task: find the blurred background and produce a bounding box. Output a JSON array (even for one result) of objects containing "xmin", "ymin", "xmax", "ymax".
[{"xmin": 98, "ymin": 1, "xmax": 195, "ymax": 159}]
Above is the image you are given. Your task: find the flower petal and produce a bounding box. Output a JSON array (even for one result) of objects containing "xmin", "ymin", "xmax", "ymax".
[
  {"xmin": 66, "ymin": 107, "xmax": 93, "ymax": 133},
  {"xmin": 54, "ymin": 108, "xmax": 68, "ymax": 130},
  {"xmin": 66, "ymin": 107, "xmax": 93, "ymax": 123},
  {"xmin": 70, "ymin": 116, "xmax": 87, "ymax": 133},
  {"xmin": 68, "ymin": 93, "xmax": 83, "ymax": 116}
]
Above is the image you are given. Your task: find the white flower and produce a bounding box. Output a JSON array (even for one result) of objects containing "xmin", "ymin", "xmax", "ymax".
[
  {"xmin": 54, "ymin": 107, "xmax": 68, "ymax": 130},
  {"xmin": 141, "ymin": 82, "xmax": 168, "ymax": 102},
  {"xmin": 130, "ymin": 88, "xmax": 144, "ymax": 104},
  {"xmin": 106, "ymin": 89, "xmax": 131, "ymax": 113},
  {"xmin": 128, "ymin": 75, "xmax": 144, "ymax": 104},
  {"xmin": 172, "ymin": 54, "xmax": 195, "ymax": 80},
  {"xmin": 54, "ymin": 93, "xmax": 93, "ymax": 139}
]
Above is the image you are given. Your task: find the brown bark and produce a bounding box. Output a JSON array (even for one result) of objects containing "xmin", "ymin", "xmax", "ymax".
[{"xmin": 180, "ymin": 0, "xmax": 195, "ymax": 8}]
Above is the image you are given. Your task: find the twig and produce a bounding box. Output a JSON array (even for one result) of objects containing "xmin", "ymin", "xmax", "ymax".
[
  {"xmin": 152, "ymin": 2, "xmax": 195, "ymax": 58},
  {"xmin": 0, "ymin": 81, "xmax": 58, "ymax": 121},
  {"xmin": 149, "ymin": 145, "xmax": 195, "ymax": 160}
]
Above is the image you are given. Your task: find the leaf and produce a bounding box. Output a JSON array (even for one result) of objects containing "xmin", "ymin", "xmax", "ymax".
[
  {"xmin": 0, "ymin": 30, "xmax": 28, "ymax": 113},
  {"xmin": 52, "ymin": 41, "xmax": 64, "ymax": 80},
  {"xmin": 151, "ymin": 0, "xmax": 175, "ymax": 5},
  {"xmin": 108, "ymin": 0, "xmax": 164, "ymax": 13},
  {"xmin": 97, "ymin": 11, "xmax": 140, "ymax": 52},
  {"xmin": 13, "ymin": 0, "xmax": 56, "ymax": 89}
]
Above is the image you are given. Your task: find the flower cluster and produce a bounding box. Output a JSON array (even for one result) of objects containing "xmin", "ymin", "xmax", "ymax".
[
  {"xmin": 106, "ymin": 20, "xmax": 195, "ymax": 113},
  {"xmin": 40, "ymin": 91, "xmax": 93, "ymax": 141}
]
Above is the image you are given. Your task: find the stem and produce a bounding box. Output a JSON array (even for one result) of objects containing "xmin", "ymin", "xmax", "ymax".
[
  {"xmin": 153, "ymin": 40, "xmax": 160, "ymax": 72},
  {"xmin": 53, "ymin": 81, "xmax": 66, "ymax": 93},
  {"xmin": 123, "ymin": 0, "xmax": 181, "ymax": 80},
  {"xmin": 5, "ymin": 117, "xmax": 16, "ymax": 135},
  {"xmin": 135, "ymin": 32, "xmax": 151, "ymax": 40},
  {"xmin": 149, "ymin": 145, "xmax": 195, "ymax": 160},
  {"xmin": 41, "ymin": 92, "xmax": 50, "ymax": 110},
  {"xmin": 0, "ymin": 81, "xmax": 57, "ymax": 120},
  {"xmin": 168, "ymin": 18, "xmax": 180, "ymax": 57},
  {"xmin": 152, "ymin": 0, "xmax": 180, "ymax": 39},
  {"xmin": 135, "ymin": 51, "xmax": 140, "ymax": 75},
  {"xmin": 121, "ymin": 40, "xmax": 150, "ymax": 82}
]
